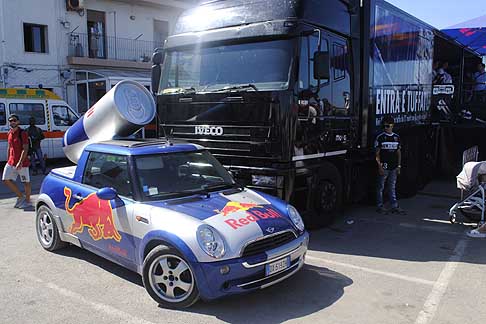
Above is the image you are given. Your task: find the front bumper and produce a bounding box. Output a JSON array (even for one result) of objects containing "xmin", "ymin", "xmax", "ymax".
[{"xmin": 193, "ymin": 231, "xmax": 309, "ymax": 300}]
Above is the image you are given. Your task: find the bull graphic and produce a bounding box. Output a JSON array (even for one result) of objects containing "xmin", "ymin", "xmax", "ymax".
[
  {"xmin": 64, "ymin": 187, "xmax": 122, "ymax": 242},
  {"xmin": 215, "ymin": 202, "xmax": 262, "ymax": 216}
]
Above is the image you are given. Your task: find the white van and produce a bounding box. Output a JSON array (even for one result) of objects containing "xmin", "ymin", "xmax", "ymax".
[{"xmin": 0, "ymin": 88, "xmax": 79, "ymax": 162}]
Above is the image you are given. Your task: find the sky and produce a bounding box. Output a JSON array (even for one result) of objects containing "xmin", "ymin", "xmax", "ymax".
[{"xmin": 386, "ymin": 0, "xmax": 485, "ymax": 29}]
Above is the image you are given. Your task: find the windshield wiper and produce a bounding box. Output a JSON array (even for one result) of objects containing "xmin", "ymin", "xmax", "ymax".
[
  {"xmin": 211, "ymin": 84, "xmax": 258, "ymax": 93},
  {"xmin": 163, "ymin": 87, "xmax": 197, "ymax": 94}
]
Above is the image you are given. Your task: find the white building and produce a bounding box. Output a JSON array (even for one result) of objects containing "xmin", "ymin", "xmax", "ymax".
[{"xmin": 0, "ymin": 0, "xmax": 195, "ymax": 113}]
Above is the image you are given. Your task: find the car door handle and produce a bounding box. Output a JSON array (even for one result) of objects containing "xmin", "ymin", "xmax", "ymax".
[{"xmin": 73, "ymin": 194, "xmax": 84, "ymax": 200}]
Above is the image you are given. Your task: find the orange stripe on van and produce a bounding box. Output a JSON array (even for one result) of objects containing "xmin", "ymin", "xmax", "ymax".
[{"xmin": 0, "ymin": 131, "xmax": 65, "ymax": 140}]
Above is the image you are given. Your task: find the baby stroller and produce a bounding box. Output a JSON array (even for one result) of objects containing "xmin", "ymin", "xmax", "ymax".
[{"xmin": 449, "ymin": 161, "xmax": 486, "ymax": 224}]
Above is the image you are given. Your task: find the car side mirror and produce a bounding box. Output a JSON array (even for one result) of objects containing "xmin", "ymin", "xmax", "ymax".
[
  {"xmin": 313, "ymin": 51, "xmax": 330, "ymax": 80},
  {"xmin": 96, "ymin": 187, "xmax": 118, "ymax": 200}
]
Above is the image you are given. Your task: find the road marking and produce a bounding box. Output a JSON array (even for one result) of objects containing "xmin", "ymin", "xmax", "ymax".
[
  {"xmin": 22, "ymin": 274, "xmax": 157, "ymax": 324},
  {"xmin": 305, "ymin": 255, "xmax": 435, "ymax": 286},
  {"xmin": 414, "ymin": 239, "xmax": 468, "ymax": 324}
]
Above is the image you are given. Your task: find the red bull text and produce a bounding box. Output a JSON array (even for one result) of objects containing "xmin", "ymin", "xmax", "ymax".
[
  {"xmin": 216, "ymin": 201, "xmax": 283, "ymax": 230},
  {"xmin": 64, "ymin": 187, "xmax": 122, "ymax": 242}
]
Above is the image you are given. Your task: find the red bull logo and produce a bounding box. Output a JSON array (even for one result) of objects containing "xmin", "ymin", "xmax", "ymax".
[
  {"xmin": 64, "ymin": 187, "xmax": 122, "ymax": 242},
  {"xmin": 215, "ymin": 201, "xmax": 262, "ymax": 216},
  {"xmin": 215, "ymin": 201, "xmax": 283, "ymax": 230}
]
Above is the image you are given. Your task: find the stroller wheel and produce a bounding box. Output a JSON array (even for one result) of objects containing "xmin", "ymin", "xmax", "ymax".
[
  {"xmin": 459, "ymin": 207, "xmax": 483, "ymax": 222},
  {"xmin": 449, "ymin": 213, "xmax": 457, "ymax": 224}
]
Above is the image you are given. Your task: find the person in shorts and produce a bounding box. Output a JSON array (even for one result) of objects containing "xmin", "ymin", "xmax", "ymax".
[
  {"xmin": 2, "ymin": 114, "xmax": 32, "ymax": 208},
  {"xmin": 375, "ymin": 116, "xmax": 405, "ymax": 214}
]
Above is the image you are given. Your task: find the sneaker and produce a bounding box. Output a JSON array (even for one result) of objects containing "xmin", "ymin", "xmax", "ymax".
[
  {"xmin": 18, "ymin": 200, "xmax": 33, "ymax": 209},
  {"xmin": 376, "ymin": 207, "xmax": 388, "ymax": 214},
  {"xmin": 467, "ymin": 229, "xmax": 486, "ymax": 238},
  {"xmin": 391, "ymin": 207, "xmax": 406, "ymax": 215},
  {"xmin": 14, "ymin": 197, "xmax": 25, "ymax": 208}
]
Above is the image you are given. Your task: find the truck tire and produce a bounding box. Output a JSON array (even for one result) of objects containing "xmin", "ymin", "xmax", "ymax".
[
  {"xmin": 307, "ymin": 165, "xmax": 343, "ymax": 229},
  {"xmin": 142, "ymin": 245, "xmax": 199, "ymax": 308},
  {"xmin": 36, "ymin": 205, "xmax": 67, "ymax": 252}
]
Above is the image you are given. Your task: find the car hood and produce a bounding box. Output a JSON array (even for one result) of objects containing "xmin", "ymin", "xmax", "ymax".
[{"xmin": 148, "ymin": 189, "xmax": 297, "ymax": 259}]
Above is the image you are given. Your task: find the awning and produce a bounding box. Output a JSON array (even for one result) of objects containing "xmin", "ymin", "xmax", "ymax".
[
  {"xmin": 442, "ymin": 15, "xmax": 486, "ymax": 55},
  {"xmin": 441, "ymin": 28, "xmax": 486, "ymax": 55}
]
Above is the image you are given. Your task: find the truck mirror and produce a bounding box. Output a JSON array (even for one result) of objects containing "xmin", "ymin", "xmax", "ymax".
[
  {"xmin": 151, "ymin": 64, "xmax": 162, "ymax": 95},
  {"xmin": 152, "ymin": 50, "xmax": 164, "ymax": 65},
  {"xmin": 96, "ymin": 187, "xmax": 118, "ymax": 200},
  {"xmin": 313, "ymin": 51, "xmax": 330, "ymax": 80}
]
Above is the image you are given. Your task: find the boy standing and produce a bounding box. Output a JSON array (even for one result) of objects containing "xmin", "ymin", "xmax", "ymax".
[
  {"xmin": 375, "ymin": 116, "xmax": 405, "ymax": 214},
  {"xmin": 2, "ymin": 114, "xmax": 32, "ymax": 208}
]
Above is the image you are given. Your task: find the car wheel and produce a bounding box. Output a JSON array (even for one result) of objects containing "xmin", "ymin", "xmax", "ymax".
[
  {"xmin": 142, "ymin": 245, "xmax": 199, "ymax": 308},
  {"xmin": 36, "ymin": 205, "xmax": 66, "ymax": 251}
]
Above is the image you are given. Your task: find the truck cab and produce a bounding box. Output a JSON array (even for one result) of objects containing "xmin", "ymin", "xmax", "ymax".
[{"xmin": 153, "ymin": 0, "xmax": 358, "ymax": 227}]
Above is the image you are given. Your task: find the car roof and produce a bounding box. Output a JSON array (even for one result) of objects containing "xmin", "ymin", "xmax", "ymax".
[{"xmin": 84, "ymin": 138, "xmax": 204, "ymax": 156}]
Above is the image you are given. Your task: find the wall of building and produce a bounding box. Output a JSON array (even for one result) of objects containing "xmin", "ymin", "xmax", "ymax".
[{"xmin": 0, "ymin": 0, "xmax": 188, "ymax": 102}]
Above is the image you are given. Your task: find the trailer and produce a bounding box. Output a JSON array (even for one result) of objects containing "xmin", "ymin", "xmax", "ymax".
[{"xmin": 151, "ymin": 0, "xmax": 483, "ymax": 228}]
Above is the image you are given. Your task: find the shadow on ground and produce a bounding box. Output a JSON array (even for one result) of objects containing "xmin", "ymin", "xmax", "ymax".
[
  {"xmin": 54, "ymin": 244, "xmax": 351, "ymax": 322},
  {"xmin": 309, "ymin": 192, "xmax": 486, "ymax": 265},
  {"xmin": 187, "ymin": 264, "xmax": 352, "ymax": 324}
]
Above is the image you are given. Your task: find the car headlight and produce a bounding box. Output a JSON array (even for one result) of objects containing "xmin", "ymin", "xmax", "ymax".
[
  {"xmin": 197, "ymin": 225, "xmax": 226, "ymax": 259},
  {"xmin": 287, "ymin": 205, "xmax": 305, "ymax": 232}
]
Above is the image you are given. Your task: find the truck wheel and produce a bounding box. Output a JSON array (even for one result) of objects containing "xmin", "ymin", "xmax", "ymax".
[
  {"xmin": 142, "ymin": 245, "xmax": 199, "ymax": 308},
  {"xmin": 36, "ymin": 205, "xmax": 67, "ymax": 251},
  {"xmin": 308, "ymin": 167, "xmax": 343, "ymax": 229}
]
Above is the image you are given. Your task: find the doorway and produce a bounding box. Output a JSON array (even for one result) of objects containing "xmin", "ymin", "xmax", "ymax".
[{"xmin": 87, "ymin": 10, "xmax": 106, "ymax": 59}]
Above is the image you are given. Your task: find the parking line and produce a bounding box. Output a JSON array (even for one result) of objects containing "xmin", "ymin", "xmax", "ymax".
[
  {"xmin": 22, "ymin": 274, "xmax": 157, "ymax": 324},
  {"xmin": 414, "ymin": 239, "xmax": 468, "ymax": 324},
  {"xmin": 305, "ymin": 255, "xmax": 436, "ymax": 286}
]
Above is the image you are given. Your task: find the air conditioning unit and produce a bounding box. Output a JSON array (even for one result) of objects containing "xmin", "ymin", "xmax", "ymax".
[{"xmin": 66, "ymin": 0, "xmax": 85, "ymax": 11}]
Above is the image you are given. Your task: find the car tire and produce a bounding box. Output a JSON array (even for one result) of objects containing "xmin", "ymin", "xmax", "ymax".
[
  {"xmin": 142, "ymin": 245, "xmax": 199, "ymax": 308},
  {"xmin": 36, "ymin": 205, "xmax": 67, "ymax": 251}
]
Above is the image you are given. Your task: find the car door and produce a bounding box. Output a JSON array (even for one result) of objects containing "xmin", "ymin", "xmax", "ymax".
[{"xmin": 64, "ymin": 151, "xmax": 137, "ymax": 265}]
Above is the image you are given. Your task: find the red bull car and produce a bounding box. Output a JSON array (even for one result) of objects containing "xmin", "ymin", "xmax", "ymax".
[{"xmin": 35, "ymin": 139, "xmax": 308, "ymax": 308}]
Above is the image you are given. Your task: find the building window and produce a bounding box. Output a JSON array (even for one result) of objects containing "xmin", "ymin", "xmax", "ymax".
[{"xmin": 24, "ymin": 23, "xmax": 48, "ymax": 53}]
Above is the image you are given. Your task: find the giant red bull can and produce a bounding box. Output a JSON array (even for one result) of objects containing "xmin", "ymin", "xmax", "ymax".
[{"xmin": 63, "ymin": 80, "xmax": 155, "ymax": 163}]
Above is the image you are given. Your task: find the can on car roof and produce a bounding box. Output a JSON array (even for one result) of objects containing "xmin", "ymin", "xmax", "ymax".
[{"xmin": 63, "ymin": 80, "xmax": 156, "ymax": 163}]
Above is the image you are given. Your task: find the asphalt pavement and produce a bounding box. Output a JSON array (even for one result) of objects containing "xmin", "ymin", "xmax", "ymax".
[{"xmin": 0, "ymin": 170, "xmax": 485, "ymax": 324}]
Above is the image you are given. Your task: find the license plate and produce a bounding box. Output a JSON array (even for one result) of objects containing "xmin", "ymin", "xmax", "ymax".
[{"xmin": 265, "ymin": 256, "xmax": 290, "ymax": 276}]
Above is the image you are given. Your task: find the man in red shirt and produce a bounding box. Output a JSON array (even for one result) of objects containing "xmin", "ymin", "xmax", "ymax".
[{"xmin": 2, "ymin": 114, "xmax": 32, "ymax": 208}]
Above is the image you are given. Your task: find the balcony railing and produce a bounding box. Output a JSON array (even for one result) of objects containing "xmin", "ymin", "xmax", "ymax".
[{"xmin": 68, "ymin": 33, "xmax": 162, "ymax": 63}]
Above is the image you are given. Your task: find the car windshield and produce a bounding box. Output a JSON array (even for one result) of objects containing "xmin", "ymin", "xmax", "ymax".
[
  {"xmin": 134, "ymin": 150, "xmax": 235, "ymax": 200},
  {"xmin": 160, "ymin": 39, "xmax": 295, "ymax": 93}
]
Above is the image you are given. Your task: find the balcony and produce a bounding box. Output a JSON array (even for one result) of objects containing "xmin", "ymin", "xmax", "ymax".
[{"xmin": 67, "ymin": 33, "xmax": 162, "ymax": 69}]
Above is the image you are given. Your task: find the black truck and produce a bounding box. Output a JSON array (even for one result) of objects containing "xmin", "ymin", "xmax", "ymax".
[{"xmin": 151, "ymin": 0, "xmax": 482, "ymax": 228}]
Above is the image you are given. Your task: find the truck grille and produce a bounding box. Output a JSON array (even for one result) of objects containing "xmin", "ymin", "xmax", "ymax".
[
  {"xmin": 242, "ymin": 231, "xmax": 297, "ymax": 257},
  {"xmin": 161, "ymin": 124, "xmax": 276, "ymax": 159}
]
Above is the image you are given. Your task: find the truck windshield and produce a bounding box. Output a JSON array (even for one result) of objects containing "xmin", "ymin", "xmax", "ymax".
[
  {"xmin": 160, "ymin": 39, "xmax": 294, "ymax": 93},
  {"xmin": 134, "ymin": 150, "xmax": 236, "ymax": 200}
]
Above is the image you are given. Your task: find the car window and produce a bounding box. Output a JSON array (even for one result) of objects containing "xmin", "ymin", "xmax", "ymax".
[
  {"xmin": 82, "ymin": 152, "xmax": 132, "ymax": 198},
  {"xmin": 0, "ymin": 103, "xmax": 5, "ymax": 125},
  {"xmin": 9, "ymin": 102, "xmax": 46, "ymax": 124},
  {"xmin": 52, "ymin": 105, "xmax": 79, "ymax": 126}
]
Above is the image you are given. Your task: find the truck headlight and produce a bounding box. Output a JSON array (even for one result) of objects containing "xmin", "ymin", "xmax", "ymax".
[
  {"xmin": 287, "ymin": 205, "xmax": 305, "ymax": 232},
  {"xmin": 197, "ymin": 225, "xmax": 225, "ymax": 259},
  {"xmin": 251, "ymin": 175, "xmax": 284, "ymax": 187}
]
